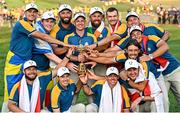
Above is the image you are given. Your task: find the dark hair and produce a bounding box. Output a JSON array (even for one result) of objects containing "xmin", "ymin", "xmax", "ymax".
[
  {"xmin": 124, "ymin": 38, "xmax": 143, "ymax": 57},
  {"xmin": 106, "ymin": 7, "xmax": 119, "ymax": 16}
]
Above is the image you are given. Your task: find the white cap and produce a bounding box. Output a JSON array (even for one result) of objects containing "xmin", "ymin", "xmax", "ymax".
[
  {"xmin": 106, "ymin": 67, "xmax": 119, "ymax": 76},
  {"xmin": 73, "ymin": 12, "xmax": 86, "ymax": 20},
  {"xmin": 57, "ymin": 67, "xmax": 70, "ymax": 77},
  {"xmin": 42, "ymin": 11, "xmax": 56, "ymax": 20},
  {"xmin": 89, "ymin": 7, "xmax": 103, "ymax": 16},
  {"xmin": 129, "ymin": 25, "xmax": 142, "ymax": 34},
  {"xmin": 23, "ymin": 60, "xmax": 37, "ymax": 70},
  {"xmin": 58, "ymin": 4, "xmax": 72, "ymax": 13},
  {"xmin": 25, "ymin": 3, "xmax": 38, "ymax": 12},
  {"xmin": 125, "ymin": 59, "xmax": 139, "ymax": 70},
  {"xmin": 126, "ymin": 11, "xmax": 139, "ymax": 21}
]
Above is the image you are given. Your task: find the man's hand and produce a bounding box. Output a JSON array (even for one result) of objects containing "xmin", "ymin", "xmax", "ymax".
[
  {"xmin": 63, "ymin": 43, "xmax": 76, "ymax": 48},
  {"xmin": 119, "ymin": 70, "xmax": 128, "ymax": 81},
  {"xmin": 66, "ymin": 62, "xmax": 78, "ymax": 73},
  {"xmin": 79, "ymin": 74, "xmax": 88, "ymax": 84},
  {"xmin": 78, "ymin": 53, "xmax": 86, "ymax": 62},
  {"xmin": 86, "ymin": 43, "xmax": 96, "ymax": 50},
  {"xmin": 66, "ymin": 47, "xmax": 75, "ymax": 57},
  {"xmin": 87, "ymin": 70, "xmax": 97, "ymax": 80},
  {"xmin": 85, "ymin": 62, "xmax": 97, "ymax": 69},
  {"xmin": 86, "ymin": 49, "xmax": 99, "ymax": 58},
  {"xmin": 140, "ymin": 54, "xmax": 151, "ymax": 62},
  {"xmin": 130, "ymin": 97, "xmax": 143, "ymax": 111},
  {"xmin": 87, "ymin": 70, "xmax": 105, "ymax": 80}
]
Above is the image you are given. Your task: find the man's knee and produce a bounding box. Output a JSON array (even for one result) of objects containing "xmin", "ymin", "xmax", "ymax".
[
  {"xmin": 86, "ymin": 103, "xmax": 98, "ymax": 113},
  {"xmin": 71, "ymin": 103, "xmax": 85, "ymax": 112}
]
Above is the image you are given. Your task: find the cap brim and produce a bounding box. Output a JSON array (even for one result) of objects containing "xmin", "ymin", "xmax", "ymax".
[
  {"xmin": 107, "ymin": 73, "xmax": 118, "ymax": 76},
  {"xmin": 130, "ymin": 29, "xmax": 142, "ymax": 35},
  {"xmin": 42, "ymin": 18, "xmax": 56, "ymax": 21},
  {"xmin": 26, "ymin": 8, "xmax": 38, "ymax": 12},
  {"xmin": 126, "ymin": 66, "xmax": 138, "ymax": 70},
  {"xmin": 90, "ymin": 11, "xmax": 103, "ymax": 16},
  {"xmin": 24, "ymin": 65, "xmax": 37, "ymax": 70},
  {"xmin": 59, "ymin": 8, "xmax": 72, "ymax": 13},
  {"xmin": 126, "ymin": 15, "xmax": 139, "ymax": 21},
  {"xmin": 58, "ymin": 72, "xmax": 70, "ymax": 77},
  {"xmin": 74, "ymin": 16, "xmax": 86, "ymax": 21}
]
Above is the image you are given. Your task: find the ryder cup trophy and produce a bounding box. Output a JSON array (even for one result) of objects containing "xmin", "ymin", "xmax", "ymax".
[{"xmin": 76, "ymin": 44, "xmax": 87, "ymax": 76}]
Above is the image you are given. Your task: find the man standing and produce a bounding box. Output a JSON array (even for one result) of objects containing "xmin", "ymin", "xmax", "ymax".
[
  {"xmin": 106, "ymin": 7, "xmax": 127, "ymax": 47},
  {"xmin": 87, "ymin": 6, "xmax": 110, "ymax": 51},
  {"xmin": 3, "ymin": 3, "xmax": 71, "ymax": 112},
  {"xmin": 87, "ymin": 6, "xmax": 110, "ymax": 76},
  {"xmin": 8, "ymin": 60, "xmax": 41, "ymax": 112},
  {"xmin": 88, "ymin": 11, "xmax": 169, "ymax": 52},
  {"xmin": 50, "ymin": 4, "xmax": 77, "ymax": 73},
  {"xmin": 64, "ymin": 12, "xmax": 97, "ymax": 63},
  {"xmin": 80, "ymin": 67, "xmax": 130, "ymax": 113},
  {"xmin": 64, "ymin": 12, "xmax": 97, "ymax": 104},
  {"xmin": 105, "ymin": 7, "xmax": 127, "ymax": 71}
]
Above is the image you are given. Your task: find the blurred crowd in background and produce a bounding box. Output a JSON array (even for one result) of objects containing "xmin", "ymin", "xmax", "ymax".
[{"xmin": 0, "ymin": 0, "xmax": 179, "ymax": 28}]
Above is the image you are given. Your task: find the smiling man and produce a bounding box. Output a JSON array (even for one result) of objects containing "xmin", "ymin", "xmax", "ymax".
[
  {"xmin": 50, "ymin": 4, "xmax": 78, "ymax": 74},
  {"xmin": 51, "ymin": 67, "xmax": 85, "ymax": 113},
  {"xmin": 124, "ymin": 59, "xmax": 164, "ymax": 112},
  {"xmin": 8, "ymin": 60, "xmax": 41, "ymax": 112},
  {"xmin": 80, "ymin": 67, "xmax": 130, "ymax": 112},
  {"xmin": 2, "ymin": 3, "xmax": 71, "ymax": 112},
  {"xmin": 64, "ymin": 12, "xmax": 97, "ymax": 104}
]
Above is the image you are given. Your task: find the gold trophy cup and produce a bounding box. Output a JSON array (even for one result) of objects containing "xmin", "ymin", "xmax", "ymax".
[{"xmin": 76, "ymin": 44, "xmax": 87, "ymax": 76}]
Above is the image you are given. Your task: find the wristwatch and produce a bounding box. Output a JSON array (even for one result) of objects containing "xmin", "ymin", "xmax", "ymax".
[
  {"xmin": 148, "ymin": 54, "xmax": 154, "ymax": 60},
  {"xmin": 141, "ymin": 96, "xmax": 145, "ymax": 100}
]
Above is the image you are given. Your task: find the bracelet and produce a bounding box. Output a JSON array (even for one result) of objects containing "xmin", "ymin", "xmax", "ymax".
[
  {"xmin": 148, "ymin": 54, "xmax": 154, "ymax": 60},
  {"xmin": 65, "ymin": 56, "xmax": 70, "ymax": 60},
  {"xmin": 141, "ymin": 96, "xmax": 145, "ymax": 100}
]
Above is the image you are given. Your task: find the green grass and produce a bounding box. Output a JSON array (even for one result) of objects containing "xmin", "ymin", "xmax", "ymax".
[{"xmin": 1, "ymin": 0, "xmax": 180, "ymax": 112}]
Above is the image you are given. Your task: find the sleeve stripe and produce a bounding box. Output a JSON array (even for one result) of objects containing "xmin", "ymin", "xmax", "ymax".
[
  {"xmin": 51, "ymin": 85, "xmax": 61, "ymax": 108},
  {"xmin": 19, "ymin": 20, "xmax": 35, "ymax": 32},
  {"xmin": 122, "ymin": 86, "xmax": 130, "ymax": 108}
]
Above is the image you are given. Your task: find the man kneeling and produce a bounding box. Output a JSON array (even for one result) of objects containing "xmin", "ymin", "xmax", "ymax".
[
  {"xmin": 51, "ymin": 67, "xmax": 85, "ymax": 112},
  {"xmin": 8, "ymin": 60, "xmax": 41, "ymax": 112},
  {"xmin": 80, "ymin": 67, "xmax": 130, "ymax": 113}
]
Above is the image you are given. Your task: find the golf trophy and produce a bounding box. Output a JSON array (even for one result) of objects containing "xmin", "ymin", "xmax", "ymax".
[{"xmin": 76, "ymin": 44, "xmax": 87, "ymax": 76}]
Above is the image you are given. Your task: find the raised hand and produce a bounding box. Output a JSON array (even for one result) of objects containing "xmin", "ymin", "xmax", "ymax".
[
  {"xmin": 66, "ymin": 62, "xmax": 78, "ymax": 73},
  {"xmin": 85, "ymin": 61, "xmax": 97, "ymax": 69},
  {"xmin": 79, "ymin": 73, "xmax": 88, "ymax": 84},
  {"xmin": 66, "ymin": 47, "xmax": 75, "ymax": 57},
  {"xmin": 63, "ymin": 43, "xmax": 76, "ymax": 48},
  {"xmin": 78, "ymin": 53, "xmax": 86, "ymax": 63},
  {"xmin": 85, "ymin": 43, "xmax": 96, "ymax": 50},
  {"xmin": 86, "ymin": 70, "xmax": 98, "ymax": 80},
  {"xmin": 119, "ymin": 70, "xmax": 128, "ymax": 81},
  {"xmin": 140, "ymin": 54, "xmax": 151, "ymax": 62},
  {"xmin": 130, "ymin": 97, "xmax": 143, "ymax": 111},
  {"xmin": 86, "ymin": 49, "xmax": 99, "ymax": 58}
]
